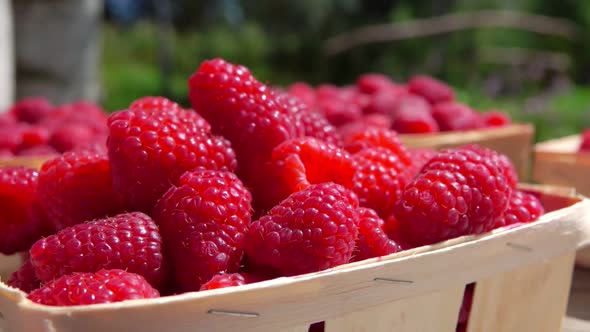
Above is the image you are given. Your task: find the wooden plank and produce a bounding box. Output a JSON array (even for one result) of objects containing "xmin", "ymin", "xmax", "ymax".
[
  {"xmin": 468, "ymin": 253, "xmax": 576, "ymax": 332},
  {"xmin": 0, "ymin": 187, "xmax": 585, "ymax": 332},
  {"xmin": 401, "ymin": 123, "xmax": 534, "ymax": 180},
  {"xmin": 325, "ymin": 286, "xmax": 463, "ymax": 332},
  {"xmin": 277, "ymin": 326, "xmax": 310, "ymax": 332},
  {"xmin": 562, "ymin": 316, "xmax": 590, "ymax": 332}
]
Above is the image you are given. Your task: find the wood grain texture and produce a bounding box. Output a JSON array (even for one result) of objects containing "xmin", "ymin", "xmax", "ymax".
[
  {"xmin": 0, "ymin": 186, "xmax": 586, "ymax": 332},
  {"xmin": 325, "ymin": 286, "xmax": 463, "ymax": 332},
  {"xmin": 468, "ymin": 253, "xmax": 576, "ymax": 332},
  {"xmin": 0, "ymin": 156, "xmax": 52, "ymax": 170},
  {"xmin": 534, "ymin": 134, "xmax": 590, "ymax": 268},
  {"xmin": 401, "ymin": 123, "xmax": 534, "ymax": 181}
]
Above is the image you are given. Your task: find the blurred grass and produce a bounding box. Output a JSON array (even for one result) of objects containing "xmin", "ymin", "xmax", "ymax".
[{"xmin": 100, "ymin": 22, "xmax": 590, "ymax": 142}]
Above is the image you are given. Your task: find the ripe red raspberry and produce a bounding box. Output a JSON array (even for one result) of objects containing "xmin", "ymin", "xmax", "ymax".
[
  {"xmin": 497, "ymin": 190, "xmax": 544, "ymax": 228},
  {"xmin": 363, "ymin": 86, "xmax": 406, "ymax": 115},
  {"xmin": 279, "ymin": 92, "xmax": 343, "ymax": 147},
  {"xmin": 49, "ymin": 123, "xmax": 96, "ymax": 152},
  {"xmin": 407, "ymin": 75, "xmax": 454, "ymax": 104},
  {"xmin": 343, "ymin": 127, "xmax": 411, "ymax": 165},
  {"xmin": 37, "ymin": 149, "xmax": 124, "ymax": 230},
  {"xmin": 199, "ymin": 272, "xmax": 266, "ymax": 291},
  {"xmin": 7, "ymin": 258, "xmax": 41, "ymax": 293},
  {"xmin": 130, "ymin": 96, "xmax": 211, "ymax": 132},
  {"xmin": 27, "ymin": 269, "xmax": 160, "ymax": 306},
  {"xmin": 10, "ymin": 97, "xmax": 54, "ymax": 124},
  {"xmin": 107, "ymin": 99, "xmax": 237, "ymax": 213},
  {"xmin": 393, "ymin": 148, "xmax": 512, "ymax": 246},
  {"xmin": 0, "ymin": 125, "xmax": 24, "ymax": 152},
  {"xmin": 318, "ymin": 98, "xmax": 363, "ymax": 127},
  {"xmin": 432, "ymin": 102, "xmax": 481, "ymax": 131},
  {"xmin": 245, "ymin": 183, "xmax": 359, "ymax": 276},
  {"xmin": 391, "ymin": 95, "xmax": 439, "ymax": 133},
  {"xmin": 352, "ymin": 208, "xmax": 402, "ymax": 262},
  {"xmin": 581, "ymin": 129, "xmax": 590, "ymax": 152},
  {"xmin": 0, "ymin": 167, "xmax": 53, "ymax": 254},
  {"xmin": 356, "ymin": 73, "xmax": 394, "ymax": 94},
  {"xmin": 188, "ymin": 58, "xmax": 303, "ymax": 208},
  {"xmin": 30, "ymin": 212, "xmax": 166, "ymax": 288},
  {"xmin": 42, "ymin": 101, "xmax": 108, "ymax": 135},
  {"xmin": 153, "ymin": 169, "xmax": 252, "ymax": 291},
  {"xmin": 0, "ymin": 149, "xmax": 13, "ymax": 157},
  {"xmin": 17, "ymin": 125, "xmax": 50, "ymax": 152},
  {"xmin": 460, "ymin": 144, "xmax": 518, "ymax": 188},
  {"xmin": 352, "ymin": 147, "xmax": 408, "ymax": 220},
  {"xmin": 287, "ymin": 82, "xmax": 317, "ymax": 108},
  {"xmin": 264, "ymin": 137, "xmax": 355, "ymax": 208},
  {"xmin": 404, "ymin": 148, "xmax": 436, "ymax": 181},
  {"xmin": 481, "ymin": 110, "xmax": 511, "ymax": 127},
  {"xmin": 17, "ymin": 145, "xmax": 58, "ymax": 157},
  {"xmin": 0, "ymin": 112, "xmax": 16, "ymax": 126}
]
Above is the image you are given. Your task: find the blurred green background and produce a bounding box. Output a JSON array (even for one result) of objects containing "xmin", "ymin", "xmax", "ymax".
[{"xmin": 101, "ymin": 0, "xmax": 590, "ymax": 142}]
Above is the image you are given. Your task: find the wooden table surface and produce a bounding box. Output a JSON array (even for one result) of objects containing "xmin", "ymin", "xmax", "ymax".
[{"xmin": 563, "ymin": 267, "xmax": 590, "ymax": 332}]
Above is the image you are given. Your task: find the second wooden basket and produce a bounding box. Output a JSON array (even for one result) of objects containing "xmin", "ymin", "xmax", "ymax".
[
  {"xmin": 534, "ymin": 134, "xmax": 590, "ymax": 268},
  {"xmin": 400, "ymin": 123, "xmax": 535, "ymax": 181},
  {"xmin": 0, "ymin": 184, "xmax": 587, "ymax": 332}
]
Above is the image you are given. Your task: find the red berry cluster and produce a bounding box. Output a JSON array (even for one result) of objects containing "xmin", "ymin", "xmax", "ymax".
[
  {"xmin": 579, "ymin": 129, "xmax": 590, "ymax": 152},
  {"xmin": 288, "ymin": 74, "xmax": 511, "ymax": 136},
  {"xmin": 0, "ymin": 59, "xmax": 541, "ymax": 309},
  {"xmin": 0, "ymin": 98, "xmax": 110, "ymax": 157}
]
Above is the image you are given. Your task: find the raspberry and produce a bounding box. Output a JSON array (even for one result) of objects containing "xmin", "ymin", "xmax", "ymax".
[
  {"xmin": 432, "ymin": 102, "xmax": 481, "ymax": 131},
  {"xmin": 17, "ymin": 125, "xmax": 50, "ymax": 152},
  {"xmin": 0, "ymin": 149, "xmax": 13, "ymax": 157},
  {"xmin": 108, "ymin": 99, "xmax": 237, "ymax": 213},
  {"xmin": 580, "ymin": 129, "xmax": 590, "ymax": 152},
  {"xmin": 318, "ymin": 99, "xmax": 362, "ymax": 127},
  {"xmin": 404, "ymin": 148, "xmax": 436, "ymax": 181},
  {"xmin": 199, "ymin": 272, "xmax": 266, "ymax": 291},
  {"xmin": 460, "ymin": 144, "xmax": 518, "ymax": 188},
  {"xmin": 498, "ymin": 190, "xmax": 544, "ymax": 227},
  {"xmin": 7, "ymin": 258, "xmax": 41, "ymax": 293},
  {"xmin": 130, "ymin": 96, "xmax": 211, "ymax": 133},
  {"xmin": 279, "ymin": 92, "xmax": 343, "ymax": 147},
  {"xmin": 0, "ymin": 167, "xmax": 53, "ymax": 254},
  {"xmin": 0, "ymin": 125, "xmax": 24, "ymax": 152},
  {"xmin": 352, "ymin": 208, "xmax": 402, "ymax": 262},
  {"xmin": 10, "ymin": 97, "xmax": 53, "ymax": 124},
  {"xmin": 356, "ymin": 73, "xmax": 394, "ymax": 94},
  {"xmin": 407, "ymin": 75, "xmax": 454, "ymax": 104},
  {"xmin": 153, "ymin": 169, "xmax": 252, "ymax": 291},
  {"xmin": 27, "ymin": 269, "xmax": 160, "ymax": 306},
  {"xmin": 287, "ymin": 82, "xmax": 317, "ymax": 107},
  {"xmin": 393, "ymin": 148, "xmax": 512, "ymax": 246},
  {"xmin": 29, "ymin": 211, "xmax": 166, "ymax": 288},
  {"xmin": 42, "ymin": 101, "xmax": 108, "ymax": 135},
  {"xmin": 391, "ymin": 95, "xmax": 439, "ymax": 133},
  {"xmin": 343, "ymin": 127, "xmax": 411, "ymax": 165},
  {"xmin": 49, "ymin": 123, "xmax": 96, "ymax": 152},
  {"xmin": 245, "ymin": 183, "xmax": 359, "ymax": 276},
  {"xmin": 188, "ymin": 58, "xmax": 303, "ymax": 209},
  {"xmin": 0, "ymin": 112, "xmax": 16, "ymax": 126},
  {"xmin": 352, "ymin": 147, "xmax": 408, "ymax": 219},
  {"xmin": 265, "ymin": 138, "xmax": 355, "ymax": 208},
  {"xmin": 37, "ymin": 149, "xmax": 124, "ymax": 230},
  {"xmin": 363, "ymin": 88, "xmax": 405, "ymax": 115},
  {"xmin": 481, "ymin": 110, "xmax": 511, "ymax": 127}
]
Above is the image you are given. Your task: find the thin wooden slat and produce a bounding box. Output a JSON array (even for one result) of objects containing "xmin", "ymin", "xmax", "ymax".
[
  {"xmin": 277, "ymin": 326, "xmax": 310, "ymax": 332},
  {"xmin": 401, "ymin": 123, "xmax": 534, "ymax": 180},
  {"xmin": 325, "ymin": 286, "xmax": 464, "ymax": 332},
  {"xmin": 467, "ymin": 252, "xmax": 576, "ymax": 332},
  {"xmin": 0, "ymin": 156, "xmax": 51, "ymax": 170}
]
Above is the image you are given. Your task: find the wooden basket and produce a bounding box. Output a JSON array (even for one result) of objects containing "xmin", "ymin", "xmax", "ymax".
[
  {"xmin": 400, "ymin": 123, "xmax": 535, "ymax": 181},
  {"xmin": 0, "ymin": 184, "xmax": 587, "ymax": 332},
  {"xmin": 533, "ymin": 134, "xmax": 590, "ymax": 268},
  {"xmin": 0, "ymin": 156, "xmax": 51, "ymax": 170}
]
